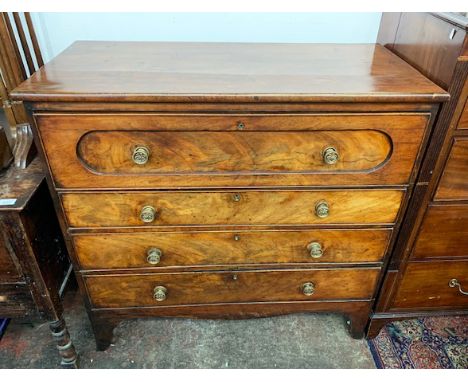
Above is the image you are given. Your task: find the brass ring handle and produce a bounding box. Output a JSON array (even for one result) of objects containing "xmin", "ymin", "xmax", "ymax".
[
  {"xmin": 448, "ymin": 279, "xmax": 468, "ymax": 296},
  {"xmin": 140, "ymin": 205, "xmax": 157, "ymax": 223},
  {"xmin": 153, "ymin": 286, "xmax": 167, "ymax": 301},
  {"xmin": 307, "ymin": 242, "xmax": 323, "ymax": 258},
  {"xmin": 322, "ymin": 146, "xmax": 339, "ymax": 165},
  {"xmin": 315, "ymin": 200, "xmax": 329, "ymax": 218},
  {"xmin": 147, "ymin": 248, "xmax": 162, "ymax": 265},
  {"xmin": 302, "ymin": 282, "xmax": 315, "ymax": 296},
  {"xmin": 132, "ymin": 146, "xmax": 150, "ymax": 165}
]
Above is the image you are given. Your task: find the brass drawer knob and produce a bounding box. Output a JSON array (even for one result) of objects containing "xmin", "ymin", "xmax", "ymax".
[
  {"xmin": 322, "ymin": 146, "xmax": 339, "ymax": 165},
  {"xmin": 448, "ymin": 279, "xmax": 468, "ymax": 296},
  {"xmin": 302, "ymin": 282, "xmax": 315, "ymax": 296},
  {"xmin": 147, "ymin": 248, "xmax": 162, "ymax": 265},
  {"xmin": 307, "ymin": 242, "xmax": 323, "ymax": 258},
  {"xmin": 315, "ymin": 200, "xmax": 329, "ymax": 218},
  {"xmin": 132, "ymin": 146, "xmax": 150, "ymax": 165},
  {"xmin": 153, "ymin": 286, "xmax": 168, "ymax": 301},
  {"xmin": 140, "ymin": 205, "xmax": 157, "ymax": 223}
]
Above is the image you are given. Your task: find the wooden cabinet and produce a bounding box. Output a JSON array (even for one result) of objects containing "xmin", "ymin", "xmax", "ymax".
[
  {"xmin": 369, "ymin": 12, "xmax": 468, "ymax": 337},
  {"xmin": 11, "ymin": 41, "xmax": 447, "ymax": 350},
  {"xmin": 0, "ymin": 159, "xmax": 78, "ymax": 367}
]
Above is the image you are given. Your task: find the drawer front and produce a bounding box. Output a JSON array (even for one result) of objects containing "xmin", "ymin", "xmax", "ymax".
[
  {"xmin": 73, "ymin": 229, "xmax": 391, "ymax": 270},
  {"xmin": 36, "ymin": 113, "xmax": 429, "ymax": 188},
  {"xmin": 85, "ymin": 268, "xmax": 380, "ymax": 308},
  {"xmin": 412, "ymin": 205, "xmax": 468, "ymax": 260},
  {"xmin": 393, "ymin": 261, "xmax": 468, "ymax": 310},
  {"xmin": 61, "ymin": 190, "xmax": 403, "ymax": 228},
  {"xmin": 0, "ymin": 284, "xmax": 35, "ymax": 316},
  {"xmin": 435, "ymin": 138, "xmax": 468, "ymax": 200}
]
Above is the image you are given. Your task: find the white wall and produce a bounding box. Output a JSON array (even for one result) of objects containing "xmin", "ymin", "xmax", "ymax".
[{"xmin": 31, "ymin": 13, "xmax": 382, "ymax": 62}]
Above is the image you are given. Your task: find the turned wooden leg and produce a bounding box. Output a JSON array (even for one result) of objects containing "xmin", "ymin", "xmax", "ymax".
[
  {"xmin": 49, "ymin": 317, "xmax": 79, "ymax": 369},
  {"xmin": 89, "ymin": 315, "xmax": 119, "ymax": 351},
  {"xmin": 344, "ymin": 305, "xmax": 372, "ymax": 339}
]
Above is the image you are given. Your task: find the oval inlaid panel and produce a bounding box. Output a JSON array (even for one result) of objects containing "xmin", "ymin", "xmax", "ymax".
[{"xmin": 77, "ymin": 130, "xmax": 391, "ymax": 175}]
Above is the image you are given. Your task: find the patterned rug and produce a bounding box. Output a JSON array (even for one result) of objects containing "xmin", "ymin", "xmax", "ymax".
[{"xmin": 368, "ymin": 316, "xmax": 468, "ymax": 368}]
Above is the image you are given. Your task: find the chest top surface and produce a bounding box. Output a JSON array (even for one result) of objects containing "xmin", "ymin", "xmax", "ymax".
[{"xmin": 11, "ymin": 41, "xmax": 447, "ymax": 103}]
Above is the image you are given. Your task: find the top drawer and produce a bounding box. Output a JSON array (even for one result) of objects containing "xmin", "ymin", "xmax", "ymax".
[{"xmin": 36, "ymin": 113, "xmax": 429, "ymax": 189}]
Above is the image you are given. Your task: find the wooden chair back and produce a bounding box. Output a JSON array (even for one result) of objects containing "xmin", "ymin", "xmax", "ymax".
[{"xmin": 0, "ymin": 12, "xmax": 43, "ymax": 168}]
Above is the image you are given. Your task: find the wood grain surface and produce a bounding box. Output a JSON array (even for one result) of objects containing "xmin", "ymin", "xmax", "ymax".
[
  {"xmin": 10, "ymin": 42, "xmax": 447, "ymax": 103},
  {"xmin": 393, "ymin": 261, "xmax": 468, "ymax": 309},
  {"xmin": 61, "ymin": 189, "xmax": 404, "ymax": 228},
  {"xmin": 78, "ymin": 130, "xmax": 391, "ymax": 174},
  {"xmin": 72, "ymin": 228, "xmax": 391, "ymax": 270},
  {"xmin": 85, "ymin": 267, "xmax": 380, "ymax": 308},
  {"xmin": 412, "ymin": 204, "xmax": 468, "ymax": 260},
  {"xmin": 435, "ymin": 138, "xmax": 468, "ymax": 200},
  {"xmin": 36, "ymin": 113, "xmax": 429, "ymax": 188},
  {"xmin": 389, "ymin": 13, "xmax": 466, "ymax": 89}
]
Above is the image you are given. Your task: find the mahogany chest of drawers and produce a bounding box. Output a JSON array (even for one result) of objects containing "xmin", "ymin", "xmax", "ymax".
[
  {"xmin": 368, "ymin": 12, "xmax": 468, "ymax": 336},
  {"xmin": 11, "ymin": 42, "xmax": 447, "ymax": 350}
]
